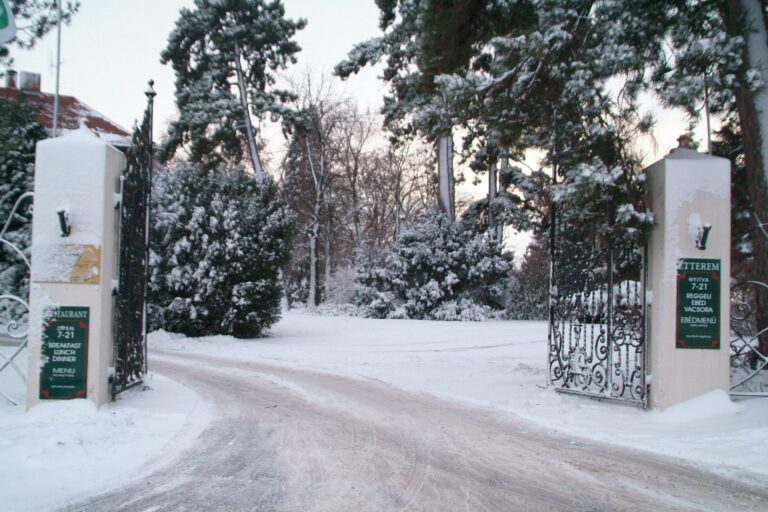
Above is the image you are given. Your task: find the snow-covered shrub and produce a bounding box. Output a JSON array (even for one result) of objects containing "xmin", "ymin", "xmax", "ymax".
[
  {"xmin": 0, "ymin": 96, "xmax": 46, "ymax": 324},
  {"xmin": 315, "ymin": 302, "xmax": 366, "ymax": 317},
  {"xmin": 355, "ymin": 209, "xmax": 512, "ymax": 320},
  {"xmin": 149, "ymin": 162, "xmax": 295, "ymax": 338}
]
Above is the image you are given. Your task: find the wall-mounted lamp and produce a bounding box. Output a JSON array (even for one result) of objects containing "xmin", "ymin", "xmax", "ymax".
[
  {"xmin": 56, "ymin": 208, "xmax": 71, "ymax": 237},
  {"xmin": 695, "ymin": 223, "xmax": 712, "ymax": 251}
]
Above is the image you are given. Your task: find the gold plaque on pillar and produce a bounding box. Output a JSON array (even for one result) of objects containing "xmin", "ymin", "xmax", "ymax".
[
  {"xmin": 32, "ymin": 244, "xmax": 101, "ymax": 285},
  {"xmin": 69, "ymin": 245, "xmax": 101, "ymax": 284}
]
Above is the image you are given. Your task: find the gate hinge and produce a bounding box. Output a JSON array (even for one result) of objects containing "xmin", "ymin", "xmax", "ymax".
[{"xmin": 111, "ymin": 279, "xmax": 119, "ymax": 295}]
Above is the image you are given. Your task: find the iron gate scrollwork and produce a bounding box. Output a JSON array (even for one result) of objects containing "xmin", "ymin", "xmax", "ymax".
[
  {"xmin": 730, "ymin": 214, "xmax": 768, "ymax": 397},
  {"xmin": 0, "ymin": 192, "xmax": 33, "ymax": 405},
  {"xmin": 730, "ymin": 280, "xmax": 768, "ymax": 395},
  {"xmin": 112, "ymin": 82, "xmax": 155, "ymax": 398},
  {"xmin": 548, "ymin": 210, "xmax": 647, "ymax": 406}
]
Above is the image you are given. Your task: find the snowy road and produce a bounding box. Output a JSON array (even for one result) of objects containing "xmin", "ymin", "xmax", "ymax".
[{"xmin": 60, "ymin": 351, "xmax": 768, "ymax": 512}]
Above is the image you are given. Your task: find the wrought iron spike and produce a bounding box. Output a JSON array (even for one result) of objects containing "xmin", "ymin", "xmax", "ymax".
[{"xmin": 145, "ymin": 79, "xmax": 157, "ymax": 99}]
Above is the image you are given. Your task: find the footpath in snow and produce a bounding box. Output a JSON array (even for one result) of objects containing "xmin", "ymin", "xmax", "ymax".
[
  {"xmin": 152, "ymin": 310, "xmax": 768, "ymax": 480},
  {"xmin": 0, "ymin": 351, "xmax": 210, "ymax": 512}
]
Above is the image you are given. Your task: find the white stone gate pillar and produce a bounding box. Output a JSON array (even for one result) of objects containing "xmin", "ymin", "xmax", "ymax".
[
  {"xmin": 26, "ymin": 126, "xmax": 125, "ymax": 409},
  {"xmin": 645, "ymin": 139, "xmax": 731, "ymax": 410}
]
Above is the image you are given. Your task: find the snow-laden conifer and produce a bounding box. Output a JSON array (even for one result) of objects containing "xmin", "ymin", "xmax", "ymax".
[
  {"xmin": 159, "ymin": 0, "xmax": 305, "ymax": 172},
  {"xmin": 355, "ymin": 208, "xmax": 512, "ymax": 321},
  {"xmin": 0, "ymin": 96, "xmax": 45, "ymax": 322},
  {"xmin": 149, "ymin": 162, "xmax": 294, "ymax": 338}
]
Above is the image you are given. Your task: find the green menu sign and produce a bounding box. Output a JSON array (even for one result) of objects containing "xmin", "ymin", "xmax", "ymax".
[
  {"xmin": 0, "ymin": 0, "xmax": 17, "ymax": 45},
  {"xmin": 676, "ymin": 259, "xmax": 720, "ymax": 349},
  {"xmin": 0, "ymin": 2, "xmax": 8, "ymax": 29},
  {"xmin": 40, "ymin": 306, "xmax": 89, "ymax": 399}
]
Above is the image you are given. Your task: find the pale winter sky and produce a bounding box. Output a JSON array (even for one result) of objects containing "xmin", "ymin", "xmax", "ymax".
[
  {"xmin": 9, "ymin": 0, "xmax": 386, "ymax": 137},
  {"xmin": 8, "ymin": 0, "xmax": 708, "ymax": 156},
  {"xmin": 8, "ymin": 0, "xmax": 711, "ymax": 252}
]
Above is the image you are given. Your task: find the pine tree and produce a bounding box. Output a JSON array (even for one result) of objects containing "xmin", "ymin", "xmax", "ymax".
[
  {"xmin": 0, "ymin": 95, "xmax": 46, "ymax": 322},
  {"xmin": 159, "ymin": 0, "xmax": 306, "ymax": 172},
  {"xmin": 355, "ymin": 207, "xmax": 512, "ymax": 320},
  {"xmin": 335, "ymin": 1, "xmax": 526, "ymax": 219},
  {"xmin": 149, "ymin": 162, "xmax": 295, "ymax": 338},
  {"xmin": 649, "ymin": 0, "xmax": 768, "ymax": 354},
  {"xmin": 507, "ymin": 235, "xmax": 549, "ymax": 320},
  {"xmin": 711, "ymin": 110, "xmax": 753, "ymax": 277}
]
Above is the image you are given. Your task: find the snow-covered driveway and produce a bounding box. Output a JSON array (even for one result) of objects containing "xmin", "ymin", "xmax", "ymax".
[
  {"xmin": 151, "ymin": 311, "xmax": 768, "ymax": 477},
  {"xmin": 59, "ymin": 351, "xmax": 768, "ymax": 511}
]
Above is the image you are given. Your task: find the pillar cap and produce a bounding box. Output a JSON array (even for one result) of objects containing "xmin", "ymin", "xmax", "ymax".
[
  {"xmin": 40, "ymin": 122, "xmax": 105, "ymax": 147},
  {"xmin": 665, "ymin": 134, "xmax": 727, "ymax": 161},
  {"xmin": 666, "ymin": 146, "xmax": 727, "ymax": 161}
]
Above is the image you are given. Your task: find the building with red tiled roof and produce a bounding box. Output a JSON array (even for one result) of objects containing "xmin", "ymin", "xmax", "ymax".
[{"xmin": 1, "ymin": 70, "xmax": 132, "ymax": 149}]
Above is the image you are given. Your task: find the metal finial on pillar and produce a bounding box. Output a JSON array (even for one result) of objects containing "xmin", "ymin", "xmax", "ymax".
[
  {"xmin": 145, "ymin": 79, "xmax": 157, "ymax": 100},
  {"xmin": 677, "ymin": 134, "xmax": 692, "ymax": 150}
]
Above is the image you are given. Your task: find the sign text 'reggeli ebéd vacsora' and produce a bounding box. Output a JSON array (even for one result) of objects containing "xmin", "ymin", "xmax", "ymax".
[{"xmin": 676, "ymin": 259, "xmax": 720, "ymax": 349}]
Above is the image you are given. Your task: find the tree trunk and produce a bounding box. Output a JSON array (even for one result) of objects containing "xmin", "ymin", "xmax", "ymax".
[
  {"xmin": 308, "ymin": 222, "xmax": 318, "ymax": 310},
  {"xmin": 437, "ymin": 132, "xmax": 455, "ymax": 220},
  {"xmin": 351, "ymin": 169, "xmax": 361, "ymax": 247},
  {"xmin": 496, "ymin": 153, "xmax": 509, "ymax": 243},
  {"xmin": 324, "ymin": 220, "xmax": 333, "ymax": 300},
  {"xmin": 394, "ymin": 156, "xmax": 403, "ymax": 240},
  {"xmin": 233, "ymin": 40, "xmax": 264, "ymax": 175},
  {"xmin": 306, "ymin": 135, "xmax": 324, "ymax": 310},
  {"xmin": 489, "ymin": 159, "xmax": 498, "ymax": 241},
  {"xmin": 729, "ymin": 0, "xmax": 768, "ymax": 355}
]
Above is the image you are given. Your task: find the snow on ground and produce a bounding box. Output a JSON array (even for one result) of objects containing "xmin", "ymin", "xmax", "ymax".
[
  {"xmin": 0, "ymin": 345, "xmax": 211, "ymax": 512},
  {"xmin": 2, "ymin": 309, "xmax": 766, "ymax": 511},
  {"xmin": 152, "ymin": 310, "xmax": 768, "ymax": 480}
]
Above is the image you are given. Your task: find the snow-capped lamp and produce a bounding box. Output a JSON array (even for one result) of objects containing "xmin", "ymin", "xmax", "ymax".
[
  {"xmin": 56, "ymin": 207, "xmax": 71, "ymax": 237},
  {"xmin": 694, "ymin": 223, "xmax": 712, "ymax": 250},
  {"xmin": 688, "ymin": 212, "xmax": 713, "ymax": 251}
]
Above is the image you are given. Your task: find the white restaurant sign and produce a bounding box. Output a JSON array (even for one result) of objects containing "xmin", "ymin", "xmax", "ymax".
[{"xmin": 0, "ymin": 0, "xmax": 17, "ymax": 45}]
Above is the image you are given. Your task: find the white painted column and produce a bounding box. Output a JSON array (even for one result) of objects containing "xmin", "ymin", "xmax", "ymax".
[
  {"xmin": 26, "ymin": 126, "xmax": 125, "ymax": 409},
  {"xmin": 645, "ymin": 143, "xmax": 731, "ymax": 410}
]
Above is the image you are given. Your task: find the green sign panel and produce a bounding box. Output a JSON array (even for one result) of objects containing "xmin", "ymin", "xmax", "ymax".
[
  {"xmin": 676, "ymin": 259, "xmax": 720, "ymax": 349},
  {"xmin": 0, "ymin": 2, "xmax": 8, "ymax": 29},
  {"xmin": 40, "ymin": 306, "xmax": 89, "ymax": 399},
  {"xmin": 0, "ymin": 0, "xmax": 16, "ymax": 45}
]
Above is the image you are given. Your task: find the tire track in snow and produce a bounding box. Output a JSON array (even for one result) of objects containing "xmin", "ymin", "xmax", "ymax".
[{"xmin": 57, "ymin": 351, "xmax": 768, "ymax": 512}]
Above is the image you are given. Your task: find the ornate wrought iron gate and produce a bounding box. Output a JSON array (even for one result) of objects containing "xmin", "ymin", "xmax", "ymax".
[
  {"xmin": 0, "ymin": 192, "xmax": 33, "ymax": 405},
  {"xmin": 112, "ymin": 82, "xmax": 156, "ymax": 398},
  {"xmin": 730, "ymin": 281, "xmax": 768, "ymax": 396},
  {"xmin": 730, "ymin": 216, "xmax": 768, "ymax": 397},
  {"xmin": 548, "ymin": 212, "xmax": 648, "ymax": 406}
]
